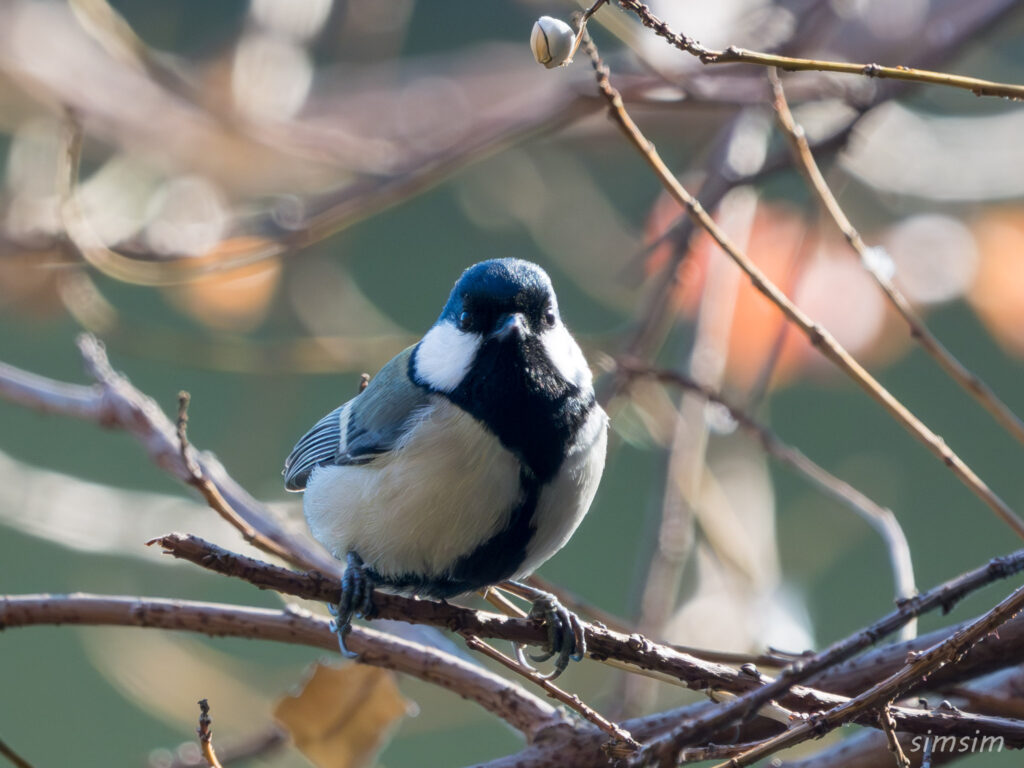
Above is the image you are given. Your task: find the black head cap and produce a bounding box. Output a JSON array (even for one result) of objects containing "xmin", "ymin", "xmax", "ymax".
[{"xmin": 439, "ymin": 259, "xmax": 558, "ymax": 332}]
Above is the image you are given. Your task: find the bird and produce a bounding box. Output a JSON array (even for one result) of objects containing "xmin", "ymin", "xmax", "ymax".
[{"xmin": 284, "ymin": 258, "xmax": 607, "ymax": 676}]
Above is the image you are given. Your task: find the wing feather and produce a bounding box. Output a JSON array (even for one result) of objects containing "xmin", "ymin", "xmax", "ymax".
[{"xmin": 283, "ymin": 346, "xmax": 429, "ymax": 490}]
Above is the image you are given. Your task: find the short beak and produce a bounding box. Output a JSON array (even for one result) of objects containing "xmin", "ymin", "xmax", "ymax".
[{"xmin": 492, "ymin": 312, "xmax": 528, "ymax": 341}]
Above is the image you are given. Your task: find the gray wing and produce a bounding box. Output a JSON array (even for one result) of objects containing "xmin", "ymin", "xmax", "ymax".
[{"xmin": 283, "ymin": 346, "xmax": 429, "ymax": 490}]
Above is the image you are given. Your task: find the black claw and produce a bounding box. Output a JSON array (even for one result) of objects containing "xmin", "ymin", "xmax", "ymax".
[
  {"xmin": 506, "ymin": 582, "xmax": 585, "ymax": 680},
  {"xmin": 327, "ymin": 551, "xmax": 376, "ymax": 659}
]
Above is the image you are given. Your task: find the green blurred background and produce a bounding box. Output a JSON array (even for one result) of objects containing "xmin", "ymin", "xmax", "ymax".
[{"xmin": 3, "ymin": 0, "xmax": 1024, "ymax": 766}]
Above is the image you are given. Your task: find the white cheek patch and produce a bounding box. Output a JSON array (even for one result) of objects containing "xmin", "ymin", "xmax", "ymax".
[
  {"xmin": 415, "ymin": 321, "xmax": 481, "ymax": 392},
  {"xmin": 541, "ymin": 323, "xmax": 592, "ymax": 389}
]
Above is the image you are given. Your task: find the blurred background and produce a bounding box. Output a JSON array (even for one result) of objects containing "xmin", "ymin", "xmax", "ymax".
[{"xmin": 2, "ymin": 0, "xmax": 1024, "ymax": 765}]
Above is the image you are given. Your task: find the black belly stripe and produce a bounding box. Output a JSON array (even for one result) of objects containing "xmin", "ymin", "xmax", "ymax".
[
  {"xmin": 368, "ymin": 467, "xmax": 541, "ymax": 600},
  {"xmin": 391, "ymin": 334, "xmax": 595, "ymax": 599}
]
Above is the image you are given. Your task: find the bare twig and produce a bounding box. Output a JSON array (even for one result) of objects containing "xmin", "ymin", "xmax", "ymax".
[
  {"xmin": 464, "ymin": 636, "xmax": 640, "ymax": 754},
  {"xmin": 615, "ymin": 0, "xmax": 1024, "ymax": 100},
  {"xmin": 879, "ymin": 703, "xmax": 912, "ymax": 768},
  {"xmin": 581, "ymin": 28, "xmax": 1024, "ymax": 540},
  {"xmin": 769, "ymin": 69, "xmax": 1024, "ymax": 450},
  {"xmin": 0, "ymin": 737, "xmax": 35, "ymax": 768},
  {"xmin": 196, "ymin": 699, "xmax": 225, "ymax": 768}
]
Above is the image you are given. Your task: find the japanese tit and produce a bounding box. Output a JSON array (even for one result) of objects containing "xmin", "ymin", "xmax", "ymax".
[{"xmin": 284, "ymin": 259, "xmax": 607, "ymax": 674}]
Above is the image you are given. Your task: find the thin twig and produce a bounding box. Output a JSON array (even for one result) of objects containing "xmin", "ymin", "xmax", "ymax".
[
  {"xmin": 174, "ymin": 391, "xmax": 293, "ymax": 563},
  {"xmin": 879, "ymin": 703, "xmax": 912, "ymax": 768},
  {"xmin": 464, "ymin": 636, "xmax": 641, "ymax": 755},
  {"xmin": 196, "ymin": 699, "xmax": 224, "ymax": 768},
  {"xmin": 0, "ymin": 737, "xmax": 35, "ymax": 768},
  {"xmin": 580, "ymin": 28, "xmax": 1024, "ymax": 541},
  {"xmin": 769, "ymin": 68, "xmax": 1024, "ymax": 450},
  {"xmin": 614, "ymin": 0, "xmax": 1024, "ymax": 100}
]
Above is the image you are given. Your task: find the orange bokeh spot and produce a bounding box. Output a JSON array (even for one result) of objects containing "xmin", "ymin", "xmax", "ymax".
[{"xmin": 969, "ymin": 209, "xmax": 1024, "ymax": 357}]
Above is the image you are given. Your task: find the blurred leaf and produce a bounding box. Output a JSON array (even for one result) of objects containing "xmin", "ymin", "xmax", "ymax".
[{"xmin": 274, "ymin": 663, "xmax": 409, "ymax": 768}]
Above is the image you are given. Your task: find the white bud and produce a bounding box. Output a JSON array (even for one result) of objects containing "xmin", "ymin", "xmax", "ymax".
[{"xmin": 531, "ymin": 16, "xmax": 575, "ymax": 69}]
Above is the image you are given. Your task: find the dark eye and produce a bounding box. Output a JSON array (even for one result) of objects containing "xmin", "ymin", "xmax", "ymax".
[
  {"xmin": 543, "ymin": 310, "xmax": 556, "ymax": 327},
  {"xmin": 459, "ymin": 311, "xmax": 472, "ymax": 330}
]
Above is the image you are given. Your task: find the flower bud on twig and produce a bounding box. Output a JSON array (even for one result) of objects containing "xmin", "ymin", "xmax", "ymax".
[{"xmin": 531, "ymin": 16, "xmax": 576, "ymax": 69}]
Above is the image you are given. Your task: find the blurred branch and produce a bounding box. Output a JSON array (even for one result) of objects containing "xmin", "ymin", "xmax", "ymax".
[
  {"xmin": 617, "ymin": 359, "xmax": 916, "ymax": 635},
  {"xmin": 0, "ymin": 334, "xmax": 337, "ymax": 574},
  {"xmin": 0, "ymin": 737, "xmax": 35, "ymax": 768},
  {"xmin": 879, "ymin": 704, "xmax": 913, "ymax": 768},
  {"xmin": 612, "ymin": 0, "xmax": 1024, "ymax": 100},
  {"xmin": 581, "ymin": 26, "xmax": 1024, "ymax": 541},
  {"xmin": 769, "ymin": 69, "xmax": 1024, "ymax": 450},
  {"xmin": 0, "ymin": 594, "xmax": 568, "ymax": 743}
]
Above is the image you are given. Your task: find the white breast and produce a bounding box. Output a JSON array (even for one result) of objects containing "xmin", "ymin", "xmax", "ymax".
[
  {"xmin": 302, "ymin": 398, "xmax": 522, "ymax": 581},
  {"xmin": 516, "ymin": 405, "xmax": 609, "ymax": 579}
]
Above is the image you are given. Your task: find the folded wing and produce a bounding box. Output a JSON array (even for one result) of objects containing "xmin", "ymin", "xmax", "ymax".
[{"xmin": 283, "ymin": 346, "xmax": 429, "ymax": 490}]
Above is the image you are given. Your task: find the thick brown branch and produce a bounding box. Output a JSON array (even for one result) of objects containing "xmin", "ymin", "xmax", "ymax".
[{"xmin": 0, "ymin": 594, "xmax": 567, "ymax": 743}]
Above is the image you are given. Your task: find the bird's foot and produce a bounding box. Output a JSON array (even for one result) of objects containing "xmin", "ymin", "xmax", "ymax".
[
  {"xmin": 327, "ymin": 551, "xmax": 376, "ymax": 658},
  {"xmin": 505, "ymin": 581, "xmax": 586, "ymax": 680}
]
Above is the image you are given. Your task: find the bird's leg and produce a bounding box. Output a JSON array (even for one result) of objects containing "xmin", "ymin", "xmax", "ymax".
[
  {"xmin": 327, "ymin": 551, "xmax": 376, "ymax": 658},
  {"xmin": 504, "ymin": 581, "xmax": 587, "ymax": 680}
]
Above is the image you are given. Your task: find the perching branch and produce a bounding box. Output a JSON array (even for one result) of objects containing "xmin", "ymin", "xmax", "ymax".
[{"xmin": 147, "ymin": 531, "xmax": 1024, "ymax": 734}]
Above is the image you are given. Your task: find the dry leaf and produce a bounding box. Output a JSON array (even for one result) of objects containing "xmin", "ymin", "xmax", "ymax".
[{"xmin": 274, "ymin": 662, "xmax": 410, "ymax": 768}]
